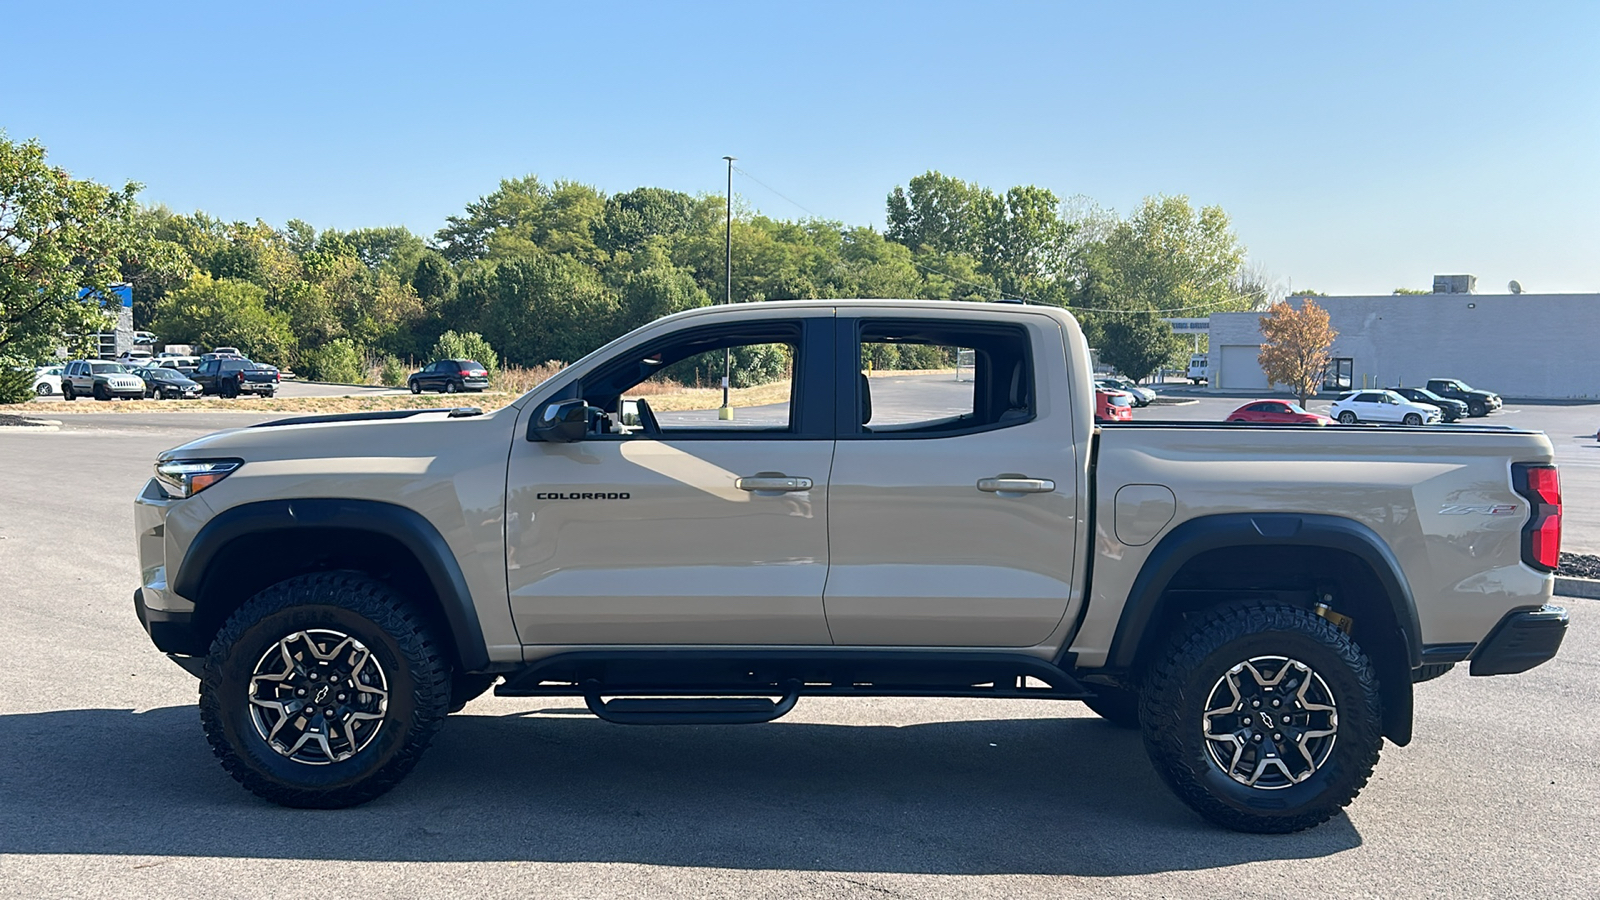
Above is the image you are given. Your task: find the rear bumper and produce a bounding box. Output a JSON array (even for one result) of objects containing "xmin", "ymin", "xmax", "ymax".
[
  {"xmin": 1470, "ymin": 605, "xmax": 1568, "ymax": 676},
  {"xmin": 134, "ymin": 587, "xmax": 208, "ymax": 656}
]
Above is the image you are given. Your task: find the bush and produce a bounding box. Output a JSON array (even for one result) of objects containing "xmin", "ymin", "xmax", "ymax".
[
  {"xmin": 0, "ymin": 366, "xmax": 35, "ymax": 405},
  {"xmin": 431, "ymin": 330, "xmax": 498, "ymax": 372},
  {"xmin": 376, "ymin": 354, "xmax": 407, "ymax": 387},
  {"xmin": 301, "ymin": 339, "xmax": 367, "ymax": 384}
]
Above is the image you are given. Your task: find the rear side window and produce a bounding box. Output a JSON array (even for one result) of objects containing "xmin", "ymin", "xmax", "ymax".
[{"xmin": 848, "ymin": 319, "xmax": 1033, "ymax": 438}]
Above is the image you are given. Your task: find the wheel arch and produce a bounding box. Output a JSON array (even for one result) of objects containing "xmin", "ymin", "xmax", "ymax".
[
  {"xmin": 172, "ymin": 498, "xmax": 490, "ymax": 673},
  {"xmin": 1105, "ymin": 512, "xmax": 1421, "ymax": 745}
]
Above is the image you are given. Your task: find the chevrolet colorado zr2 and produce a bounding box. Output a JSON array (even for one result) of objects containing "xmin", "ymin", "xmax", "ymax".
[{"xmin": 133, "ymin": 300, "xmax": 1567, "ymax": 832}]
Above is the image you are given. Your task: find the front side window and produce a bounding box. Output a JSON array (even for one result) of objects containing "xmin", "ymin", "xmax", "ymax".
[
  {"xmin": 578, "ymin": 321, "xmax": 808, "ymax": 438},
  {"xmin": 849, "ymin": 319, "xmax": 1032, "ymax": 437}
]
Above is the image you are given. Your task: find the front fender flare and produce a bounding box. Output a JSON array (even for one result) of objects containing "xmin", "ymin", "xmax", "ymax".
[{"xmin": 172, "ymin": 498, "xmax": 490, "ymax": 672}]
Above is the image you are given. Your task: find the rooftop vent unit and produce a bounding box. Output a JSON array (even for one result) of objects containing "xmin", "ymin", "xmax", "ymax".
[{"xmin": 1432, "ymin": 274, "xmax": 1477, "ymax": 294}]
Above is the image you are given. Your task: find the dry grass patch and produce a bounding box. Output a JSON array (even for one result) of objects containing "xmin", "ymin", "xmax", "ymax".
[{"xmin": 36, "ymin": 393, "xmax": 522, "ymax": 415}]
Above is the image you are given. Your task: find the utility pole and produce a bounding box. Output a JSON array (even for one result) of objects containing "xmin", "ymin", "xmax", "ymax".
[{"xmin": 719, "ymin": 155, "xmax": 735, "ymax": 421}]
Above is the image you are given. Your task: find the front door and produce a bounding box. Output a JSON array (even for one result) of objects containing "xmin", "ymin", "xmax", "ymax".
[
  {"xmin": 823, "ymin": 314, "xmax": 1081, "ymax": 647},
  {"xmin": 506, "ymin": 313, "xmax": 836, "ymax": 646}
]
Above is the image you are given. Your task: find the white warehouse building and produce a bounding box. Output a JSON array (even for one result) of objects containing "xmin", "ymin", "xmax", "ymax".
[{"xmin": 1206, "ymin": 279, "xmax": 1600, "ymax": 400}]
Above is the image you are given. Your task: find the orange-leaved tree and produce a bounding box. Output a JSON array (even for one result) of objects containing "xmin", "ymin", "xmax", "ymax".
[{"xmin": 1258, "ymin": 298, "xmax": 1337, "ymax": 405}]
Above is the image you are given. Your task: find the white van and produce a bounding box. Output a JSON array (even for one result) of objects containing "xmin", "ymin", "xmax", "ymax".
[{"xmin": 1187, "ymin": 353, "xmax": 1208, "ymax": 384}]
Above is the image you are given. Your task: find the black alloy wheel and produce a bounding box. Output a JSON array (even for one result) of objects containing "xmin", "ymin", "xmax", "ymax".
[
  {"xmin": 1140, "ymin": 604, "xmax": 1383, "ymax": 833},
  {"xmin": 200, "ymin": 572, "xmax": 452, "ymax": 808}
]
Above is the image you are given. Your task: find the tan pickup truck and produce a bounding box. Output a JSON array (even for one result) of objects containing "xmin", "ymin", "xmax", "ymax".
[{"xmin": 133, "ymin": 299, "xmax": 1568, "ymax": 832}]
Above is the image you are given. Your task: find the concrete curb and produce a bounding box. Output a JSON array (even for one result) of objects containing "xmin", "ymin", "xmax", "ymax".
[{"xmin": 1554, "ymin": 577, "xmax": 1600, "ymax": 600}]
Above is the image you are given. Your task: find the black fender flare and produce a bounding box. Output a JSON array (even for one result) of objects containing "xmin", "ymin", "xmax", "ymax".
[
  {"xmin": 1104, "ymin": 512, "xmax": 1421, "ymax": 745},
  {"xmin": 172, "ymin": 498, "xmax": 489, "ymax": 671}
]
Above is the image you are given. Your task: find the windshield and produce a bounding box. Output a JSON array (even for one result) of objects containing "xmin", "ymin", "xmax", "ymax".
[
  {"xmin": 90, "ymin": 363, "xmax": 127, "ymax": 374},
  {"xmin": 1285, "ymin": 402, "xmax": 1308, "ymax": 413}
]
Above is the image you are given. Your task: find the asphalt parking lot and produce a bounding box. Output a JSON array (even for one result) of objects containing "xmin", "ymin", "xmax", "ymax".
[{"xmin": 1, "ymin": 397, "xmax": 1597, "ymax": 899}]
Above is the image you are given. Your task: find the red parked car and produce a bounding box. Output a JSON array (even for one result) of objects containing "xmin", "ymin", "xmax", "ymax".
[
  {"xmin": 1226, "ymin": 399, "xmax": 1333, "ymax": 425},
  {"xmin": 1095, "ymin": 388, "xmax": 1134, "ymax": 423}
]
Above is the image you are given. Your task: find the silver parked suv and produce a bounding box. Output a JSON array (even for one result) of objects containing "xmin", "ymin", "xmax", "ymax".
[{"xmin": 62, "ymin": 359, "xmax": 146, "ymax": 401}]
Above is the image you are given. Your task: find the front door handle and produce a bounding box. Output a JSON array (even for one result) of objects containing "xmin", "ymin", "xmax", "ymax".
[
  {"xmin": 736, "ymin": 474, "xmax": 813, "ymax": 493},
  {"xmin": 977, "ymin": 476, "xmax": 1056, "ymax": 494}
]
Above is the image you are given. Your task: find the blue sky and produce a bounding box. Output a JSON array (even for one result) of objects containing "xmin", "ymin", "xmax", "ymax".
[{"xmin": 6, "ymin": 1, "xmax": 1597, "ymax": 294}]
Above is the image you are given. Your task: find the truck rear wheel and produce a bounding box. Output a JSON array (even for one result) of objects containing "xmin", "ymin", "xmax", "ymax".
[
  {"xmin": 199, "ymin": 572, "xmax": 452, "ymax": 808},
  {"xmin": 1139, "ymin": 604, "xmax": 1382, "ymax": 833}
]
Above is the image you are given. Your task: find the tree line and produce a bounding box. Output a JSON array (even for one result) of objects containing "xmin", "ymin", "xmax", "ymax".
[{"xmin": 2, "ymin": 131, "xmax": 1272, "ymax": 398}]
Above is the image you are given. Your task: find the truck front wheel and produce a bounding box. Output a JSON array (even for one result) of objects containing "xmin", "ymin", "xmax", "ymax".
[
  {"xmin": 198, "ymin": 572, "xmax": 452, "ymax": 808},
  {"xmin": 1139, "ymin": 604, "xmax": 1382, "ymax": 833}
]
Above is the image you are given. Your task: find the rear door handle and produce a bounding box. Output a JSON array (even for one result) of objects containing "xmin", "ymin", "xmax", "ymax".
[
  {"xmin": 977, "ymin": 476, "xmax": 1056, "ymax": 494},
  {"xmin": 736, "ymin": 474, "xmax": 813, "ymax": 493}
]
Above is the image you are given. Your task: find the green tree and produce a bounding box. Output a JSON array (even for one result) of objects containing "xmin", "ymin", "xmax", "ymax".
[
  {"xmin": 150, "ymin": 275, "xmax": 296, "ymax": 365},
  {"xmin": 0, "ymin": 133, "xmax": 139, "ymax": 363},
  {"xmin": 1094, "ymin": 195, "xmax": 1247, "ymax": 314},
  {"xmin": 301, "ymin": 338, "xmax": 366, "ymax": 384},
  {"xmin": 597, "ymin": 187, "xmax": 696, "ymax": 255},
  {"xmin": 431, "ymin": 330, "xmax": 499, "ymax": 371},
  {"xmin": 1097, "ymin": 310, "xmax": 1183, "ymax": 382},
  {"xmin": 617, "ymin": 265, "xmax": 710, "ymax": 332},
  {"xmin": 467, "ymin": 252, "xmax": 620, "ymax": 365}
]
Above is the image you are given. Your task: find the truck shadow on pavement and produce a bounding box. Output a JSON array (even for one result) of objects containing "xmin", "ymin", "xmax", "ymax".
[{"xmin": 0, "ymin": 704, "xmax": 1360, "ymax": 875}]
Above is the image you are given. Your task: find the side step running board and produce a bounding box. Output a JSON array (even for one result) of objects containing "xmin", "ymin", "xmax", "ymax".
[{"xmin": 585, "ymin": 690, "xmax": 799, "ymax": 725}]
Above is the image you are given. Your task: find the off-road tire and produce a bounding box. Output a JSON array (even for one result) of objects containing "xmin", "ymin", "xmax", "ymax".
[
  {"xmin": 93, "ymin": 382, "xmax": 111, "ymax": 401},
  {"xmin": 1140, "ymin": 604, "xmax": 1383, "ymax": 833},
  {"xmin": 1083, "ymin": 683, "xmax": 1142, "ymax": 728},
  {"xmin": 1412, "ymin": 662, "xmax": 1454, "ymax": 683},
  {"xmin": 62, "ymin": 384, "xmax": 75, "ymax": 401},
  {"xmin": 199, "ymin": 572, "xmax": 451, "ymax": 808},
  {"xmin": 449, "ymin": 673, "xmax": 499, "ymax": 713}
]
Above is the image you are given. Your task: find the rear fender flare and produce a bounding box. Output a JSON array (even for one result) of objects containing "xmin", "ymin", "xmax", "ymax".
[{"xmin": 1103, "ymin": 512, "xmax": 1420, "ymax": 744}]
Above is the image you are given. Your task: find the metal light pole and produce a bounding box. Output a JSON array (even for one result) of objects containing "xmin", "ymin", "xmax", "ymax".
[{"xmin": 719, "ymin": 155, "xmax": 735, "ymax": 421}]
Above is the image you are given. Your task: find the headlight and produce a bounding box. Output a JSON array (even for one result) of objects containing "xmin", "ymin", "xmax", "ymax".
[{"xmin": 155, "ymin": 459, "xmax": 242, "ymax": 499}]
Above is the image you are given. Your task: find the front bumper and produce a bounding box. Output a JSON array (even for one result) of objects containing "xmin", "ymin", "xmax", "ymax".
[
  {"xmin": 1470, "ymin": 605, "xmax": 1568, "ymax": 675},
  {"xmin": 134, "ymin": 587, "xmax": 207, "ymax": 656}
]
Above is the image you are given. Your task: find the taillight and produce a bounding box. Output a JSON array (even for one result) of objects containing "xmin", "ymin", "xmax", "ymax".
[
  {"xmin": 1512, "ymin": 463, "xmax": 1561, "ymax": 571},
  {"xmin": 460, "ymin": 369, "xmax": 475, "ymax": 377}
]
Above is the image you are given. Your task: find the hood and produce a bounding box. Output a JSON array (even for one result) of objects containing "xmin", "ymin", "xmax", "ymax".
[{"xmin": 156, "ymin": 406, "xmax": 507, "ymax": 464}]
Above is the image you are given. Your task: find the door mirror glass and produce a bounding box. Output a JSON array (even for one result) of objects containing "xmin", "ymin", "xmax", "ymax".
[{"xmin": 529, "ymin": 398, "xmax": 589, "ymax": 443}]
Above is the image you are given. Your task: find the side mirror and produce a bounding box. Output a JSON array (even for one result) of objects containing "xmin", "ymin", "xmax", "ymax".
[{"xmin": 528, "ymin": 398, "xmax": 589, "ymax": 443}]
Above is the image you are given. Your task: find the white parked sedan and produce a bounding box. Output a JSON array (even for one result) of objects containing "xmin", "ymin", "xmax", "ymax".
[
  {"xmin": 33, "ymin": 366, "xmax": 63, "ymax": 396},
  {"xmin": 1330, "ymin": 389, "xmax": 1442, "ymax": 425}
]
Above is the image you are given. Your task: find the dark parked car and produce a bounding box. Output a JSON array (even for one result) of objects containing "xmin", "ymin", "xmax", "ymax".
[
  {"xmin": 134, "ymin": 366, "xmax": 203, "ymax": 400},
  {"xmin": 193, "ymin": 358, "xmax": 279, "ymax": 398},
  {"xmin": 1393, "ymin": 387, "xmax": 1468, "ymax": 422},
  {"xmin": 1425, "ymin": 378, "xmax": 1501, "ymax": 417},
  {"xmin": 409, "ymin": 359, "xmax": 490, "ymax": 394}
]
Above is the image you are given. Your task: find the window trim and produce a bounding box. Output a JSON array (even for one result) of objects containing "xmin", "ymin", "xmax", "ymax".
[{"xmin": 834, "ymin": 316, "xmax": 1036, "ymax": 441}]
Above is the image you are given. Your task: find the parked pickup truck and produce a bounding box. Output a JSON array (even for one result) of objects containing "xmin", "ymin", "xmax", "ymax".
[
  {"xmin": 132, "ymin": 300, "xmax": 1567, "ymax": 833},
  {"xmin": 192, "ymin": 357, "xmax": 279, "ymax": 398}
]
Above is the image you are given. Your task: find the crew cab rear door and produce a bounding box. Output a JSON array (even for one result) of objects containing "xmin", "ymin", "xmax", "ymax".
[
  {"xmin": 822, "ymin": 312, "xmax": 1080, "ymax": 647},
  {"xmin": 505, "ymin": 311, "xmax": 836, "ymax": 646}
]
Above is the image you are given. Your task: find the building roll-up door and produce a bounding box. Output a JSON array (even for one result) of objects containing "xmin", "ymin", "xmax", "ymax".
[{"xmin": 1219, "ymin": 345, "xmax": 1270, "ymax": 390}]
